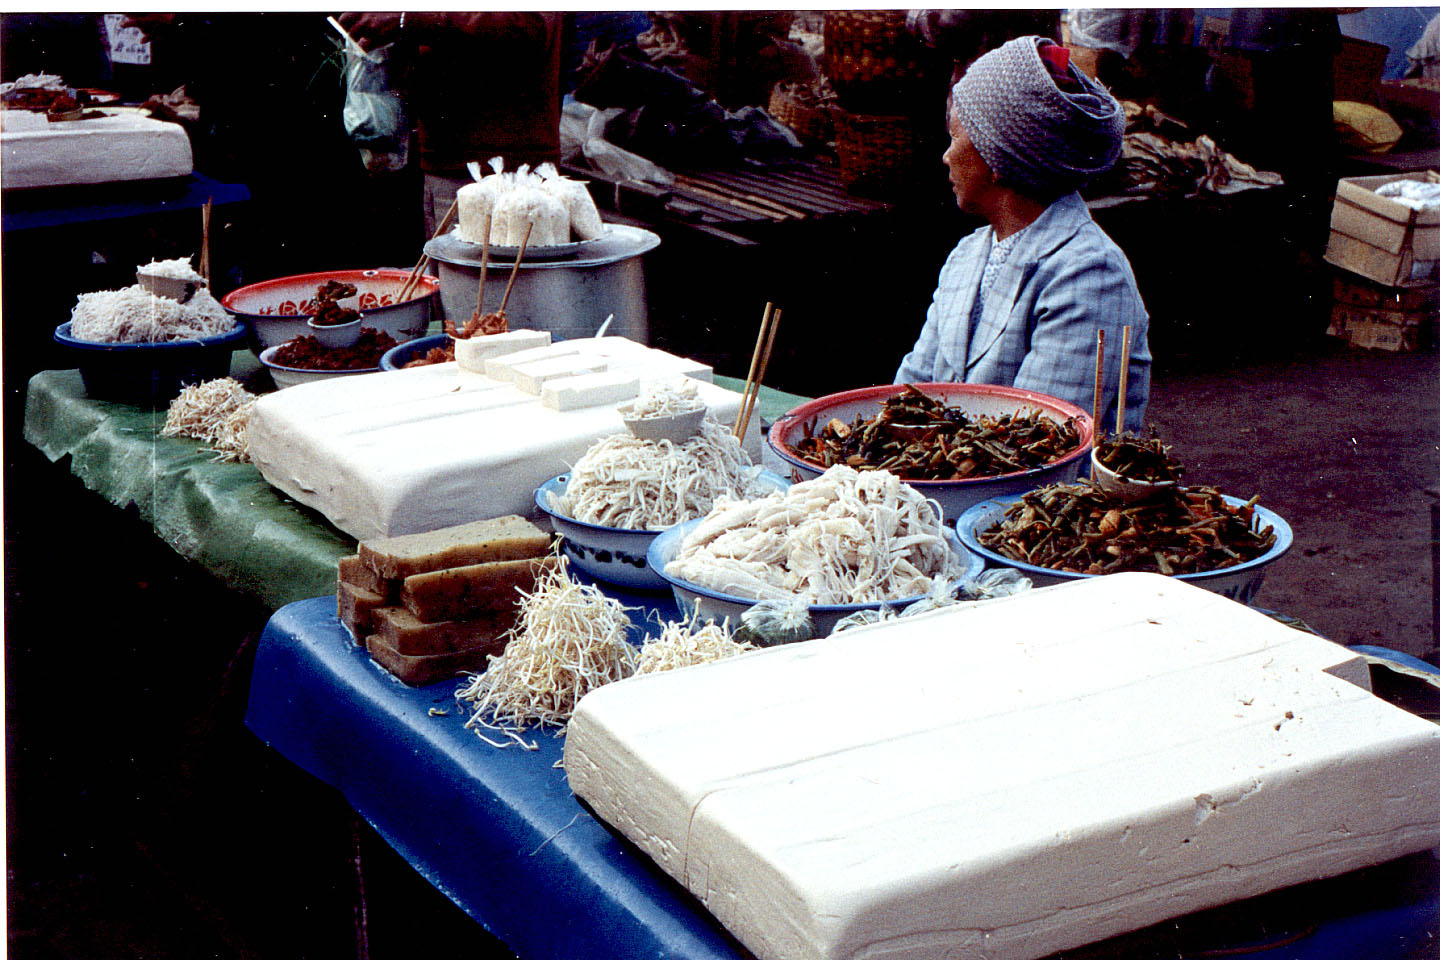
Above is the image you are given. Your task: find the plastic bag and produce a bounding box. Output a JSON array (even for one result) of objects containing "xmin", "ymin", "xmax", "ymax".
[
  {"xmin": 560, "ymin": 99, "xmax": 673, "ymax": 186},
  {"xmin": 342, "ymin": 42, "xmax": 408, "ymax": 172}
]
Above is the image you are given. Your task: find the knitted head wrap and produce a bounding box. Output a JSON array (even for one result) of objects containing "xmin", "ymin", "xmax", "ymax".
[{"xmin": 950, "ymin": 36, "xmax": 1125, "ymax": 199}]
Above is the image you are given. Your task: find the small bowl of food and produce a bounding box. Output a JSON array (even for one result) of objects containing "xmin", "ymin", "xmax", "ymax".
[
  {"xmin": 306, "ymin": 315, "xmax": 363, "ymax": 350},
  {"xmin": 380, "ymin": 334, "xmax": 454, "ymax": 371},
  {"xmin": 136, "ymin": 257, "xmax": 207, "ymax": 303},
  {"xmin": 1089, "ymin": 434, "xmax": 1182, "ymax": 504},
  {"xmin": 955, "ymin": 483, "xmax": 1292, "ymax": 606},
  {"xmin": 221, "ymin": 268, "xmax": 437, "ymax": 351},
  {"xmin": 617, "ymin": 381, "xmax": 708, "ymax": 443},
  {"xmin": 768, "ymin": 383, "xmax": 1093, "ymax": 525},
  {"xmin": 258, "ymin": 327, "xmax": 399, "ymax": 389}
]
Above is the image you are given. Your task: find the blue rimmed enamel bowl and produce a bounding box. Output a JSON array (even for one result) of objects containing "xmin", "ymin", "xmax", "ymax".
[{"xmin": 535, "ymin": 470, "xmax": 790, "ymax": 591}]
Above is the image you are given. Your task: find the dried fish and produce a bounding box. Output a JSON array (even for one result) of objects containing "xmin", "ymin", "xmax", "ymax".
[
  {"xmin": 979, "ymin": 480, "xmax": 1275, "ymax": 576},
  {"xmin": 788, "ymin": 386, "xmax": 1082, "ymax": 481}
]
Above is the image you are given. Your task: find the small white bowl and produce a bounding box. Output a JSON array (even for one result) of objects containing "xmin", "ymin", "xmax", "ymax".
[
  {"xmin": 307, "ymin": 316, "xmax": 363, "ymax": 349},
  {"xmin": 647, "ymin": 518, "xmax": 986, "ymax": 637},
  {"xmin": 535, "ymin": 470, "xmax": 790, "ymax": 590},
  {"xmin": 620, "ymin": 405, "xmax": 707, "ymax": 443},
  {"xmin": 1089, "ymin": 448, "xmax": 1177, "ymax": 504},
  {"xmin": 137, "ymin": 272, "xmax": 204, "ymax": 303}
]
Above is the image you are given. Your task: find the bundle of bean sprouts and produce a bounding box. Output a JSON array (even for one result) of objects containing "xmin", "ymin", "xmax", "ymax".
[
  {"xmin": 664, "ymin": 464, "xmax": 961, "ymax": 605},
  {"xmin": 160, "ymin": 377, "xmax": 256, "ymax": 463},
  {"xmin": 456, "ymin": 556, "xmax": 636, "ymax": 748},
  {"xmin": 549, "ymin": 417, "xmax": 769, "ymax": 531},
  {"xmin": 634, "ymin": 616, "xmax": 755, "ymax": 675}
]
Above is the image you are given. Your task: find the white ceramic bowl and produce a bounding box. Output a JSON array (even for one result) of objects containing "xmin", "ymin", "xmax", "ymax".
[
  {"xmin": 306, "ymin": 316, "xmax": 363, "ymax": 349},
  {"xmin": 1089, "ymin": 448, "xmax": 1178, "ymax": 504},
  {"xmin": 258, "ymin": 344, "xmax": 381, "ymax": 389},
  {"xmin": 221, "ymin": 267, "xmax": 438, "ymax": 350},
  {"xmin": 535, "ymin": 470, "xmax": 790, "ymax": 590},
  {"xmin": 768, "ymin": 383, "xmax": 1094, "ymax": 526},
  {"xmin": 647, "ymin": 517, "xmax": 987, "ymax": 636},
  {"xmin": 620, "ymin": 405, "xmax": 707, "ymax": 443},
  {"xmin": 955, "ymin": 494, "xmax": 1293, "ymax": 606}
]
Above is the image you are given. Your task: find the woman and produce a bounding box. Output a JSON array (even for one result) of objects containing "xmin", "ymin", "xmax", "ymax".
[{"xmin": 895, "ymin": 36, "xmax": 1150, "ymax": 434}]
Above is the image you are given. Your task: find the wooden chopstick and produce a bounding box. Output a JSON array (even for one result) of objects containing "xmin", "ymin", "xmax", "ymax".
[
  {"xmin": 200, "ymin": 197, "xmax": 213, "ymax": 287},
  {"xmin": 738, "ymin": 307, "xmax": 781, "ymax": 442},
  {"xmin": 498, "ymin": 221, "xmax": 533, "ymax": 315},
  {"xmin": 1116, "ymin": 324, "xmax": 1132, "ymax": 438},
  {"xmin": 400, "ymin": 197, "xmax": 459, "ymax": 301},
  {"xmin": 1090, "ymin": 329, "xmax": 1106, "ymax": 480},
  {"xmin": 734, "ymin": 302, "xmax": 774, "ymax": 438}
]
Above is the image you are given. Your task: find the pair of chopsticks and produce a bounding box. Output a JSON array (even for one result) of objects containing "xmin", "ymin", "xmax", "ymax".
[
  {"xmin": 398, "ymin": 198, "xmax": 458, "ymax": 302},
  {"xmin": 1090, "ymin": 324, "xmax": 1134, "ymax": 442},
  {"xmin": 734, "ymin": 302, "xmax": 781, "ymax": 440}
]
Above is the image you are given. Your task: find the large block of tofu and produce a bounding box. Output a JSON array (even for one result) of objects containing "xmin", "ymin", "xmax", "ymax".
[
  {"xmin": 247, "ymin": 337, "xmax": 752, "ymax": 540},
  {"xmin": 565, "ymin": 573, "xmax": 1440, "ymax": 960},
  {"xmin": 1, "ymin": 110, "xmax": 193, "ymax": 189}
]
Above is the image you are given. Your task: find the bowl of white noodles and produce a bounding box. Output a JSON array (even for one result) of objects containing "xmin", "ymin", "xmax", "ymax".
[
  {"xmin": 646, "ymin": 464, "xmax": 988, "ymax": 639},
  {"xmin": 535, "ymin": 384, "xmax": 790, "ymax": 590}
]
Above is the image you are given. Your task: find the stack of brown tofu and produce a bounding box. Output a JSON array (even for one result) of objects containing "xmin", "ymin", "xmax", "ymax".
[{"xmin": 336, "ymin": 515, "xmax": 556, "ymax": 685}]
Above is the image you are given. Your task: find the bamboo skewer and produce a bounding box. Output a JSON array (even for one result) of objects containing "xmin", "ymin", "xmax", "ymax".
[
  {"xmin": 498, "ymin": 221, "xmax": 533, "ymax": 315},
  {"xmin": 1116, "ymin": 324, "xmax": 1132, "ymax": 438},
  {"xmin": 400, "ymin": 198, "xmax": 458, "ymax": 302},
  {"xmin": 1090, "ymin": 329, "xmax": 1105, "ymax": 480},
  {"xmin": 200, "ymin": 197, "xmax": 213, "ymax": 287},
  {"xmin": 734, "ymin": 302, "xmax": 775, "ymax": 438},
  {"xmin": 475, "ymin": 221, "xmax": 491, "ymax": 319}
]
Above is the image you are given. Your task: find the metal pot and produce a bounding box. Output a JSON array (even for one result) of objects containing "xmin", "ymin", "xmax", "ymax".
[{"xmin": 425, "ymin": 224, "xmax": 660, "ymax": 341}]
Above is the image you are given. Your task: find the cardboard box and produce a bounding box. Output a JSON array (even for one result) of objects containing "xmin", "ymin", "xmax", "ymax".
[
  {"xmin": 1327, "ymin": 274, "xmax": 1438, "ymax": 352},
  {"xmin": 1325, "ymin": 170, "xmax": 1440, "ymax": 286}
]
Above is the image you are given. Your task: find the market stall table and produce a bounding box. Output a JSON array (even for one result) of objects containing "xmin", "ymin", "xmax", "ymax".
[{"xmin": 246, "ymin": 594, "xmax": 1440, "ymax": 960}]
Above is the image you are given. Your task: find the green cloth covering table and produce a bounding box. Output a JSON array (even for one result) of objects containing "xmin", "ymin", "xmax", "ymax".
[{"xmin": 23, "ymin": 366, "xmax": 812, "ymax": 611}]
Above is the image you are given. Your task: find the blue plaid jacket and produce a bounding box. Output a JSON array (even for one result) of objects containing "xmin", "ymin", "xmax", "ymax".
[{"xmin": 895, "ymin": 192, "xmax": 1151, "ymax": 433}]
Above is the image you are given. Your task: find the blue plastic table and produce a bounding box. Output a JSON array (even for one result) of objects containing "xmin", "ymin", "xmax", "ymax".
[
  {"xmin": 246, "ymin": 595, "xmax": 1440, "ymax": 960},
  {"xmin": 2, "ymin": 172, "xmax": 250, "ymax": 233}
]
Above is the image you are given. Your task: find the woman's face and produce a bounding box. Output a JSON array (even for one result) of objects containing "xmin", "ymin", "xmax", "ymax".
[{"xmin": 943, "ymin": 105, "xmax": 997, "ymax": 216}]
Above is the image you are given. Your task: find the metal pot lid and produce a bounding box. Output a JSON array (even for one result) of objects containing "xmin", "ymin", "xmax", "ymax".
[{"xmin": 424, "ymin": 223, "xmax": 660, "ymax": 270}]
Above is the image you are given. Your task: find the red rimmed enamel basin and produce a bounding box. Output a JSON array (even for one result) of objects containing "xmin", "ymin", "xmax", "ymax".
[
  {"xmin": 221, "ymin": 267, "xmax": 438, "ymax": 350},
  {"xmin": 767, "ymin": 382, "xmax": 1094, "ymax": 526}
]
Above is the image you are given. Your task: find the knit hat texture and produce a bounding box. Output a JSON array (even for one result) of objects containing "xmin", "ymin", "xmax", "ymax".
[{"xmin": 951, "ymin": 36, "xmax": 1125, "ymax": 198}]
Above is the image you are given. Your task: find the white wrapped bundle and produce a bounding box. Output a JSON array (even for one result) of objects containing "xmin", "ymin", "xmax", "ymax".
[
  {"xmin": 538, "ymin": 163, "xmax": 605, "ymax": 240},
  {"xmin": 456, "ymin": 179, "xmax": 500, "ymax": 244},
  {"xmin": 493, "ymin": 184, "xmax": 569, "ymax": 246}
]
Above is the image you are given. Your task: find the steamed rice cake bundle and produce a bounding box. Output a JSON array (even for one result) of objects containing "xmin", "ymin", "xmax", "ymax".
[{"xmin": 455, "ymin": 158, "xmax": 605, "ymax": 247}]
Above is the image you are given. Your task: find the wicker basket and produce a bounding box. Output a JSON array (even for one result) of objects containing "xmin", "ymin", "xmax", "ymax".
[
  {"xmin": 835, "ymin": 109, "xmax": 916, "ymax": 196},
  {"xmin": 823, "ymin": 10, "xmax": 929, "ymax": 112},
  {"xmin": 768, "ymin": 84, "xmax": 835, "ymax": 146}
]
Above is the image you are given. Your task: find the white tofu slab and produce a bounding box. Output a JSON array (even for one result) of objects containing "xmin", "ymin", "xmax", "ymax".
[
  {"xmin": 247, "ymin": 338, "xmax": 758, "ymax": 540},
  {"xmin": 1, "ymin": 110, "xmax": 193, "ymax": 189},
  {"xmin": 541, "ymin": 371, "xmax": 640, "ymax": 410},
  {"xmin": 453, "ymin": 330, "xmax": 551, "ymax": 372},
  {"xmin": 565, "ymin": 573, "xmax": 1440, "ymax": 960},
  {"xmin": 483, "ymin": 341, "xmax": 583, "ymax": 381},
  {"xmin": 511, "ymin": 355, "xmax": 609, "ymax": 395}
]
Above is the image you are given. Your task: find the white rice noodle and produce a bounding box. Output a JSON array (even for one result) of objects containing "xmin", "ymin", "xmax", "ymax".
[
  {"xmin": 69, "ymin": 283, "xmax": 235, "ymax": 343},
  {"xmin": 619, "ymin": 380, "xmax": 704, "ymax": 419},
  {"xmin": 550, "ymin": 417, "xmax": 769, "ymax": 531},
  {"xmin": 664, "ymin": 464, "xmax": 959, "ymax": 605},
  {"xmin": 137, "ymin": 256, "xmax": 205, "ymax": 281}
]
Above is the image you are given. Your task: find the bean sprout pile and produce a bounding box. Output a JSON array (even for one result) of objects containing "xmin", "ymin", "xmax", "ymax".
[
  {"xmin": 160, "ymin": 377, "xmax": 256, "ymax": 463},
  {"xmin": 550, "ymin": 418, "xmax": 769, "ymax": 531},
  {"xmin": 456, "ymin": 556, "xmax": 636, "ymax": 748},
  {"xmin": 665, "ymin": 464, "xmax": 961, "ymax": 605},
  {"xmin": 634, "ymin": 616, "xmax": 755, "ymax": 675}
]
